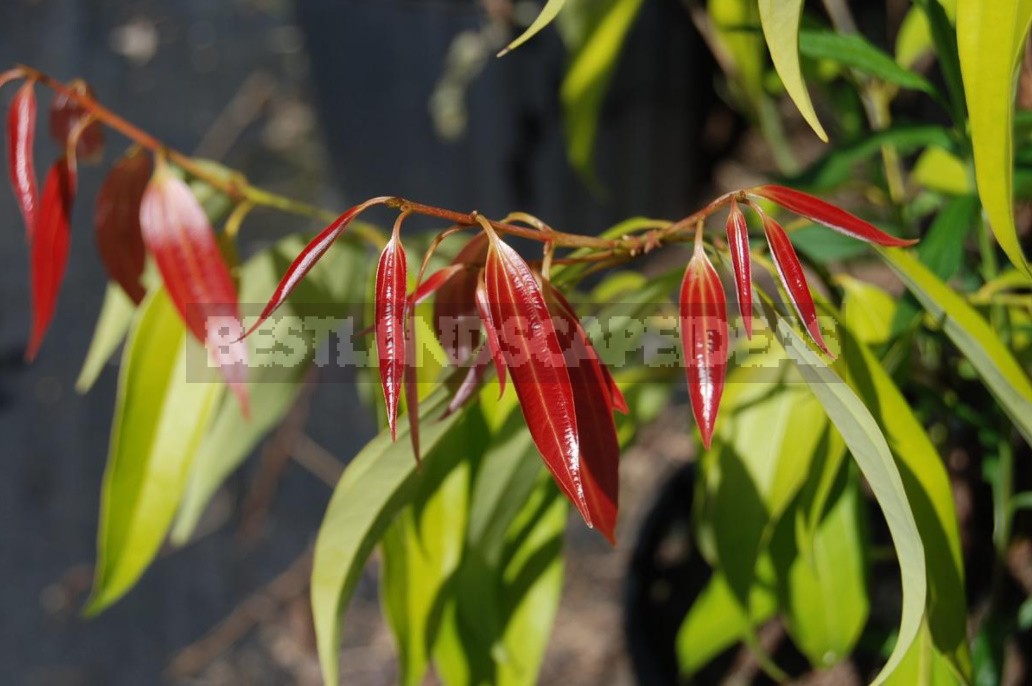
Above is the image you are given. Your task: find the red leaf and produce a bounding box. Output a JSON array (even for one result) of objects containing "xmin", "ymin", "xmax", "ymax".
[
  {"xmin": 95, "ymin": 148, "xmax": 151, "ymax": 303},
  {"xmin": 375, "ymin": 233, "xmax": 407, "ymax": 440},
  {"xmin": 409, "ymin": 264, "xmax": 466, "ymax": 306},
  {"xmin": 679, "ymin": 240, "xmax": 728, "ymax": 449},
  {"xmin": 725, "ymin": 199, "xmax": 753, "ymax": 338},
  {"xmin": 760, "ymin": 211, "xmax": 832, "ymax": 356},
  {"xmin": 139, "ymin": 162, "xmax": 250, "ymax": 411},
  {"xmin": 7, "ymin": 81, "xmax": 38, "ymax": 240},
  {"xmin": 474, "ymin": 269, "xmax": 506, "ymax": 397},
  {"xmin": 484, "ymin": 236, "xmax": 593, "ymax": 528},
  {"xmin": 49, "ymin": 79, "xmax": 104, "ymax": 163},
  {"xmin": 26, "ymin": 155, "xmax": 76, "ymax": 361},
  {"xmin": 547, "ymin": 284, "xmax": 628, "ymax": 415},
  {"xmin": 751, "ymin": 184, "xmax": 917, "ymax": 247},
  {"xmin": 544, "ymin": 282, "xmax": 619, "ymax": 542},
  {"xmin": 242, "ymin": 197, "xmax": 387, "ymax": 338},
  {"xmin": 434, "ymin": 232, "xmax": 489, "ymax": 364}
]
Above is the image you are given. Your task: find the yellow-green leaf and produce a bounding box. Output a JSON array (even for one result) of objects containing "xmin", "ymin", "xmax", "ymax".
[
  {"xmin": 84, "ymin": 289, "xmax": 224, "ymax": 614},
  {"xmin": 499, "ymin": 0, "xmax": 568, "ymax": 56},
  {"xmin": 839, "ymin": 276, "xmax": 897, "ymax": 345},
  {"xmin": 758, "ymin": 0, "xmax": 828, "ymax": 142},
  {"xmin": 75, "ymin": 283, "xmax": 136, "ymax": 393},
  {"xmin": 957, "ymin": 0, "xmax": 1032, "ymax": 278}
]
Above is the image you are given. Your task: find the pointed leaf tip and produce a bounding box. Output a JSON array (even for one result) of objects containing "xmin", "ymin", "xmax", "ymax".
[
  {"xmin": 139, "ymin": 163, "xmax": 250, "ymax": 406},
  {"xmin": 725, "ymin": 199, "xmax": 753, "ymax": 339},
  {"xmin": 7, "ymin": 81, "xmax": 38, "ymax": 240},
  {"xmin": 752, "ymin": 184, "xmax": 917, "ymax": 247},
  {"xmin": 375, "ymin": 235, "xmax": 407, "ymax": 440},
  {"xmin": 760, "ymin": 212, "xmax": 833, "ymax": 356},
  {"xmin": 27, "ymin": 154, "xmax": 77, "ymax": 361},
  {"xmin": 680, "ymin": 246, "xmax": 728, "ymax": 449}
]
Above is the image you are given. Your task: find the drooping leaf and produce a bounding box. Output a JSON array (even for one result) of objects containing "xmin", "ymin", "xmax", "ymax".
[
  {"xmin": 434, "ymin": 232, "xmax": 488, "ymax": 364},
  {"xmin": 679, "ymin": 241, "xmax": 728, "ymax": 448},
  {"xmin": 724, "ymin": 199, "xmax": 753, "ymax": 338},
  {"xmin": 7, "ymin": 81, "xmax": 38, "ymax": 239},
  {"xmin": 75, "ymin": 283, "xmax": 137, "ymax": 393},
  {"xmin": 26, "ymin": 154, "xmax": 76, "ymax": 360},
  {"xmin": 881, "ymin": 246, "xmax": 1032, "ymax": 446},
  {"xmin": 758, "ymin": 0, "xmax": 828, "ymax": 142},
  {"xmin": 776, "ymin": 320, "xmax": 926, "ymax": 685},
  {"xmin": 799, "ymin": 28, "xmax": 938, "ymax": 95},
  {"xmin": 244, "ymin": 196, "xmax": 387, "ymax": 337},
  {"xmin": 957, "ymin": 0, "xmax": 1032, "ymax": 278},
  {"xmin": 751, "ymin": 184, "xmax": 918, "ymax": 246},
  {"xmin": 375, "ymin": 233, "xmax": 408, "ymax": 440},
  {"xmin": 95, "ymin": 148, "xmax": 150, "ymax": 303},
  {"xmin": 84, "ymin": 288, "xmax": 224, "ymax": 614},
  {"xmin": 759, "ymin": 210, "xmax": 831, "ymax": 355},
  {"xmin": 48, "ymin": 79, "xmax": 105, "ymax": 163},
  {"xmin": 474, "ymin": 270, "xmax": 507, "ymax": 396},
  {"xmin": 311, "ymin": 389, "xmax": 468, "ymax": 686},
  {"xmin": 483, "ymin": 235, "xmax": 595, "ymax": 530},
  {"xmin": 411, "ymin": 264, "xmax": 465, "ymax": 306},
  {"xmin": 560, "ymin": 0, "xmax": 646, "ymax": 181},
  {"xmin": 499, "ymin": 0, "xmax": 568, "ymax": 55},
  {"xmin": 544, "ymin": 281, "xmax": 619, "ymax": 542},
  {"xmin": 139, "ymin": 161, "xmax": 249, "ymax": 410}
]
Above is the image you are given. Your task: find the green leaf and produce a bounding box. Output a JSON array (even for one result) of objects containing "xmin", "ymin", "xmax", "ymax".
[
  {"xmin": 799, "ymin": 29, "xmax": 937, "ymax": 95},
  {"xmin": 912, "ymin": 146, "xmax": 971, "ymax": 195},
  {"xmin": 776, "ymin": 320, "xmax": 926, "ymax": 684},
  {"xmin": 75, "ymin": 283, "xmax": 137, "ymax": 393},
  {"xmin": 884, "ymin": 620, "xmax": 966, "ymax": 686},
  {"xmin": 957, "ymin": 0, "xmax": 1032, "ymax": 278},
  {"xmin": 918, "ymin": 195, "xmax": 978, "ymax": 281},
  {"xmin": 707, "ymin": 0, "xmax": 767, "ymax": 106},
  {"xmin": 881, "ymin": 246, "xmax": 1032, "ymax": 446},
  {"xmin": 758, "ymin": 0, "xmax": 828, "ymax": 142},
  {"xmin": 560, "ymin": 0, "xmax": 646, "ymax": 182},
  {"xmin": 499, "ymin": 0, "xmax": 568, "ymax": 55},
  {"xmin": 312, "ymin": 390, "xmax": 473, "ymax": 686},
  {"xmin": 914, "ymin": 0, "xmax": 965, "ymax": 124},
  {"xmin": 772, "ymin": 465, "xmax": 869, "ymax": 668},
  {"xmin": 170, "ymin": 235, "xmax": 365, "ymax": 543},
  {"xmin": 839, "ymin": 276, "xmax": 897, "ymax": 345},
  {"xmin": 85, "ymin": 289, "xmax": 224, "ymax": 614}
]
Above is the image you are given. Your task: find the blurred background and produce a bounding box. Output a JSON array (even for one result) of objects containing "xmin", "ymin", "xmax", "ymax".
[{"xmin": 0, "ymin": 0, "xmax": 747, "ymax": 683}]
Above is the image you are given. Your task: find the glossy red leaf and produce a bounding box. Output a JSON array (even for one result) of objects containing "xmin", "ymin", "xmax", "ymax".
[
  {"xmin": 544, "ymin": 282, "xmax": 619, "ymax": 542},
  {"xmin": 751, "ymin": 184, "xmax": 917, "ymax": 247},
  {"xmin": 484, "ymin": 236, "xmax": 593, "ymax": 529},
  {"xmin": 139, "ymin": 162, "xmax": 249, "ymax": 411},
  {"xmin": 760, "ymin": 211, "xmax": 832, "ymax": 356},
  {"xmin": 679, "ymin": 240, "xmax": 728, "ymax": 449},
  {"xmin": 26, "ymin": 154, "xmax": 76, "ymax": 361},
  {"xmin": 94, "ymin": 148, "xmax": 151, "ymax": 303},
  {"xmin": 547, "ymin": 284, "xmax": 628, "ymax": 415},
  {"xmin": 48, "ymin": 79, "xmax": 104, "ymax": 163},
  {"xmin": 375, "ymin": 233, "xmax": 407, "ymax": 440},
  {"xmin": 7, "ymin": 81, "xmax": 38, "ymax": 240},
  {"xmin": 474, "ymin": 269, "xmax": 506, "ymax": 397},
  {"xmin": 409, "ymin": 264, "xmax": 466, "ymax": 306},
  {"xmin": 243, "ymin": 197, "xmax": 388, "ymax": 338},
  {"xmin": 434, "ymin": 232, "xmax": 489, "ymax": 364},
  {"xmin": 725, "ymin": 199, "xmax": 753, "ymax": 339}
]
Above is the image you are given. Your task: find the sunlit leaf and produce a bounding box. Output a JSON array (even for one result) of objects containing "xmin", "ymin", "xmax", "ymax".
[
  {"xmin": 758, "ymin": 0, "xmax": 828, "ymax": 142},
  {"xmin": 84, "ymin": 289, "xmax": 224, "ymax": 614},
  {"xmin": 499, "ymin": 0, "xmax": 568, "ymax": 56},
  {"xmin": 7, "ymin": 80, "xmax": 38, "ymax": 239},
  {"xmin": 724, "ymin": 199, "xmax": 753, "ymax": 338},
  {"xmin": 839, "ymin": 276, "xmax": 897, "ymax": 345},
  {"xmin": 957, "ymin": 0, "xmax": 1032, "ymax": 278},
  {"xmin": 376, "ymin": 232, "xmax": 408, "ymax": 440}
]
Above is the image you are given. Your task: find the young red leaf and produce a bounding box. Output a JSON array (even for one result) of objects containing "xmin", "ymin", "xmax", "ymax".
[
  {"xmin": 544, "ymin": 282, "xmax": 619, "ymax": 542},
  {"xmin": 760, "ymin": 211, "xmax": 832, "ymax": 356},
  {"xmin": 94, "ymin": 148, "xmax": 151, "ymax": 303},
  {"xmin": 434, "ymin": 232, "xmax": 489, "ymax": 363},
  {"xmin": 547, "ymin": 284, "xmax": 628, "ymax": 415},
  {"xmin": 725, "ymin": 199, "xmax": 753, "ymax": 338},
  {"xmin": 139, "ymin": 162, "xmax": 249, "ymax": 411},
  {"xmin": 49, "ymin": 79, "xmax": 104, "ymax": 163},
  {"xmin": 242, "ymin": 197, "xmax": 387, "ymax": 338},
  {"xmin": 375, "ymin": 231, "xmax": 407, "ymax": 441},
  {"xmin": 7, "ymin": 81, "xmax": 38, "ymax": 240},
  {"xmin": 483, "ymin": 235, "xmax": 593, "ymax": 529},
  {"xmin": 679, "ymin": 238, "xmax": 728, "ymax": 449},
  {"xmin": 409, "ymin": 263, "xmax": 466, "ymax": 306},
  {"xmin": 26, "ymin": 154, "xmax": 76, "ymax": 361},
  {"xmin": 474, "ymin": 269, "xmax": 506, "ymax": 397},
  {"xmin": 750, "ymin": 184, "xmax": 918, "ymax": 247}
]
